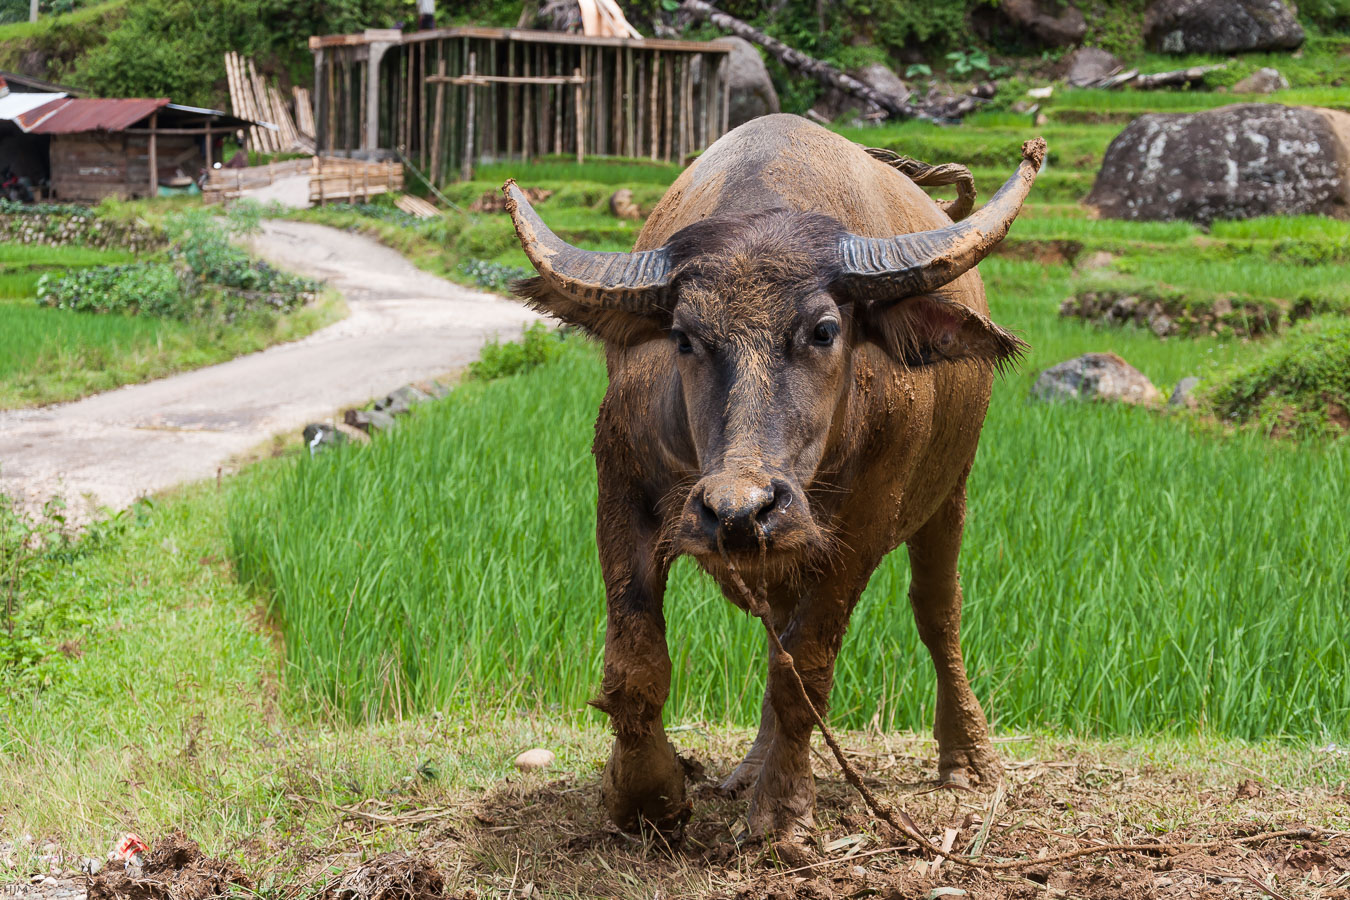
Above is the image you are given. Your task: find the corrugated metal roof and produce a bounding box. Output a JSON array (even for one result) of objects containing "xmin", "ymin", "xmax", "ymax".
[
  {"xmin": 16, "ymin": 97, "xmax": 171, "ymax": 134},
  {"xmin": 0, "ymin": 91, "xmax": 67, "ymax": 121}
]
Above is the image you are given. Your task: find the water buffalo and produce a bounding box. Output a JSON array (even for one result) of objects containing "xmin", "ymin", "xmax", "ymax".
[{"xmin": 503, "ymin": 114, "xmax": 1044, "ymax": 839}]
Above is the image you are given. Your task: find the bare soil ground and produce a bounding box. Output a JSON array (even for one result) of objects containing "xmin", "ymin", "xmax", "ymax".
[{"xmin": 11, "ymin": 732, "xmax": 1347, "ymax": 900}]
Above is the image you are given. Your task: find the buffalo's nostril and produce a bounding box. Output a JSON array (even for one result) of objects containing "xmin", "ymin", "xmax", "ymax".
[
  {"xmin": 757, "ymin": 480, "xmax": 792, "ymax": 523},
  {"xmin": 698, "ymin": 493, "xmax": 720, "ymax": 536}
]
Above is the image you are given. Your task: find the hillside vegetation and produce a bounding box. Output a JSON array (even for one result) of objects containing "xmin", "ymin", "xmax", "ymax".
[{"xmin": 2, "ymin": 0, "xmax": 1347, "ymax": 110}]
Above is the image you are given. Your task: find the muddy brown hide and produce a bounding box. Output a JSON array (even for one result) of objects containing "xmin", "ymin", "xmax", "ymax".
[{"xmin": 506, "ymin": 114, "xmax": 1037, "ymax": 839}]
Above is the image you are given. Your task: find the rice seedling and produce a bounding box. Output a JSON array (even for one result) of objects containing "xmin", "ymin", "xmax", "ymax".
[{"xmin": 228, "ymin": 256, "xmax": 1350, "ymax": 741}]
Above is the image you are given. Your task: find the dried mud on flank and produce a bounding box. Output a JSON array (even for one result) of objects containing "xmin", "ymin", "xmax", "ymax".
[{"xmin": 86, "ymin": 832, "xmax": 249, "ymax": 900}]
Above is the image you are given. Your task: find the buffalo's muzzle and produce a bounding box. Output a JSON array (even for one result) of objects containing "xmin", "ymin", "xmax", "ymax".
[{"xmin": 689, "ymin": 474, "xmax": 803, "ymax": 551}]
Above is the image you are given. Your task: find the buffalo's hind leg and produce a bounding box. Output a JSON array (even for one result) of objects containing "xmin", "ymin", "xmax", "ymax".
[
  {"xmin": 906, "ymin": 476, "xmax": 1002, "ymax": 787},
  {"xmin": 591, "ymin": 472, "xmax": 688, "ymax": 835}
]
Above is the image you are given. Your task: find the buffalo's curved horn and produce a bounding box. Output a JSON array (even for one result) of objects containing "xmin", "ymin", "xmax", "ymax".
[
  {"xmin": 833, "ymin": 138, "xmax": 1046, "ymax": 303},
  {"xmin": 503, "ymin": 179, "xmax": 674, "ymax": 312}
]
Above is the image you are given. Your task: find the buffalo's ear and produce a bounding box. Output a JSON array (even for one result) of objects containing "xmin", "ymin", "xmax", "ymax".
[
  {"xmin": 861, "ymin": 291, "xmax": 1027, "ymax": 371},
  {"xmin": 511, "ymin": 276, "xmax": 672, "ymax": 346}
]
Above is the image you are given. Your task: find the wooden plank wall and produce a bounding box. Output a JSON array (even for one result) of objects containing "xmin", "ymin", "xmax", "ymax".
[
  {"xmin": 315, "ymin": 33, "xmax": 730, "ymax": 187},
  {"xmin": 49, "ymin": 134, "xmax": 201, "ymax": 203}
]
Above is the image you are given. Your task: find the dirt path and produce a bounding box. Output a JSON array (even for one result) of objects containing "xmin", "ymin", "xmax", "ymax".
[{"xmin": 0, "ymin": 220, "xmax": 537, "ymax": 518}]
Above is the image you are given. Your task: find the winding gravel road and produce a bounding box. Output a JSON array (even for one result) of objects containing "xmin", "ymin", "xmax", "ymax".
[{"xmin": 0, "ymin": 220, "xmax": 538, "ymax": 518}]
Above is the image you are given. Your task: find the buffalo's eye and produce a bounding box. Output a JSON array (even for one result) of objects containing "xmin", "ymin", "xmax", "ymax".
[
  {"xmin": 672, "ymin": 329, "xmax": 694, "ymax": 354},
  {"xmin": 813, "ymin": 319, "xmax": 840, "ymax": 347}
]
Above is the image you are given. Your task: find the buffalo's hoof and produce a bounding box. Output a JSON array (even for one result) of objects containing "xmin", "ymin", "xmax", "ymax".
[
  {"xmin": 938, "ymin": 744, "xmax": 1003, "ymax": 788},
  {"xmin": 770, "ymin": 838, "xmax": 818, "ymax": 868},
  {"xmin": 717, "ymin": 755, "xmax": 765, "ymax": 798},
  {"xmin": 601, "ymin": 733, "xmax": 690, "ymax": 835},
  {"xmin": 747, "ymin": 775, "xmax": 816, "ymax": 842}
]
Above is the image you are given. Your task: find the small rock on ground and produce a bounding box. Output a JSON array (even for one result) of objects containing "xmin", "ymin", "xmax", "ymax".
[
  {"xmin": 1032, "ymin": 353, "xmax": 1163, "ymax": 406},
  {"xmin": 1232, "ymin": 67, "xmax": 1290, "ymax": 94},
  {"xmin": 514, "ymin": 748, "xmax": 556, "ymax": 771},
  {"xmin": 1169, "ymin": 376, "xmax": 1201, "ymax": 409}
]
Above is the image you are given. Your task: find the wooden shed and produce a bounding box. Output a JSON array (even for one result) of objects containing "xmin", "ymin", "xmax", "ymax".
[
  {"xmin": 309, "ymin": 27, "xmax": 736, "ymax": 186},
  {"xmin": 0, "ymin": 97, "xmax": 262, "ymax": 203}
]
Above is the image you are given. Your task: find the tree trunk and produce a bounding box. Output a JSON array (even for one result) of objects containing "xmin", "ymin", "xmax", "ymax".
[{"xmin": 679, "ymin": 0, "xmax": 924, "ymax": 121}]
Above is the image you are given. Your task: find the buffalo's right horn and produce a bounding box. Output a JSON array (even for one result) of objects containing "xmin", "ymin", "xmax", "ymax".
[
  {"xmin": 833, "ymin": 138, "xmax": 1046, "ymax": 303},
  {"xmin": 503, "ymin": 179, "xmax": 675, "ymax": 312}
]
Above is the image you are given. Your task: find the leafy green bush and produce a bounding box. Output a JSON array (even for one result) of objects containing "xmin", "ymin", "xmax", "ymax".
[
  {"xmin": 36, "ymin": 208, "xmax": 320, "ymax": 321},
  {"xmin": 467, "ymin": 322, "xmax": 566, "ymax": 381},
  {"xmin": 1204, "ymin": 317, "xmax": 1350, "ymax": 439},
  {"xmin": 37, "ymin": 263, "xmax": 184, "ymax": 316},
  {"xmin": 458, "ymin": 259, "xmax": 531, "ymax": 293},
  {"xmin": 71, "ymin": 0, "xmax": 417, "ymax": 107}
]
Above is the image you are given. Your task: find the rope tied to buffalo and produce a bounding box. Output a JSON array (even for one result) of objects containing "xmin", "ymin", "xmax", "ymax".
[{"xmin": 715, "ymin": 541, "xmax": 1331, "ymax": 873}]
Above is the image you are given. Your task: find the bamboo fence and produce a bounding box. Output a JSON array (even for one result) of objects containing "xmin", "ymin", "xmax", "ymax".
[{"xmin": 309, "ymin": 27, "xmax": 734, "ymax": 186}]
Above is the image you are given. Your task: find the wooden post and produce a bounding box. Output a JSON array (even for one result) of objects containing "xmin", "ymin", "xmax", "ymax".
[
  {"xmin": 318, "ymin": 156, "xmax": 325, "ymax": 205},
  {"xmin": 147, "ymin": 112, "xmax": 158, "ymax": 198},
  {"xmin": 573, "ymin": 66, "xmax": 584, "ymax": 164},
  {"xmin": 553, "ymin": 50, "xmax": 563, "ymax": 155},
  {"xmin": 419, "ymin": 43, "xmax": 430, "ymax": 171},
  {"xmin": 462, "ymin": 52, "xmax": 476, "ymax": 181},
  {"xmin": 429, "ymin": 58, "xmax": 446, "ymax": 186},
  {"xmin": 522, "ymin": 47, "xmax": 531, "ymax": 162},
  {"xmin": 650, "ymin": 52, "xmax": 660, "ymax": 160},
  {"xmin": 625, "ymin": 46, "xmax": 635, "ymax": 158},
  {"xmin": 719, "ymin": 54, "xmax": 730, "ymax": 138},
  {"xmin": 204, "ymin": 126, "xmax": 213, "ymax": 170},
  {"xmin": 663, "ymin": 55, "xmax": 673, "ymax": 161},
  {"xmin": 507, "ymin": 42, "xmax": 517, "ymax": 160}
]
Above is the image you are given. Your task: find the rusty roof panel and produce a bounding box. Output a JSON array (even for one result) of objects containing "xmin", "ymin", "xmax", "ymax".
[{"xmin": 17, "ymin": 98, "xmax": 171, "ymax": 134}]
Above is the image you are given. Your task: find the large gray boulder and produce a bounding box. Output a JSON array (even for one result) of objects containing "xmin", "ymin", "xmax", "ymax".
[
  {"xmin": 1145, "ymin": 0, "xmax": 1304, "ymax": 54},
  {"xmin": 1064, "ymin": 47, "xmax": 1122, "ymax": 88},
  {"xmin": 1233, "ymin": 67, "xmax": 1290, "ymax": 94},
  {"xmin": 1086, "ymin": 104, "xmax": 1350, "ymax": 224},
  {"xmin": 1032, "ymin": 353, "xmax": 1163, "ymax": 406},
  {"xmin": 810, "ymin": 62, "xmax": 911, "ymax": 122},
  {"xmin": 723, "ymin": 37, "xmax": 779, "ymax": 129},
  {"xmin": 972, "ymin": 0, "xmax": 1086, "ymax": 49}
]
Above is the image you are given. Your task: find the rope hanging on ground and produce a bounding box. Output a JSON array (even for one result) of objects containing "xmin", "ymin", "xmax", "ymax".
[
  {"xmin": 863, "ymin": 146, "xmax": 978, "ymax": 222},
  {"xmin": 716, "ymin": 542, "xmax": 1329, "ymax": 873}
]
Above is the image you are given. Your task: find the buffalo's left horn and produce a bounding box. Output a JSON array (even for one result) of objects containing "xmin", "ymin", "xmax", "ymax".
[
  {"xmin": 833, "ymin": 138, "xmax": 1046, "ymax": 303},
  {"xmin": 503, "ymin": 179, "xmax": 675, "ymax": 312}
]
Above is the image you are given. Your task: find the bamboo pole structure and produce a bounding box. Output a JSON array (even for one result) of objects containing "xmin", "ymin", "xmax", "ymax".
[
  {"xmin": 462, "ymin": 52, "xmax": 477, "ymax": 181},
  {"xmin": 147, "ymin": 112, "xmax": 158, "ymax": 198},
  {"xmin": 574, "ymin": 67, "xmax": 585, "ymax": 164},
  {"xmin": 311, "ymin": 28, "xmax": 731, "ymax": 184},
  {"xmin": 429, "ymin": 59, "xmax": 447, "ymax": 186}
]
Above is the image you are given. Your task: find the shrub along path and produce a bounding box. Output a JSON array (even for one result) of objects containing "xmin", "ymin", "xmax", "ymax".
[{"xmin": 0, "ymin": 220, "xmax": 536, "ymax": 519}]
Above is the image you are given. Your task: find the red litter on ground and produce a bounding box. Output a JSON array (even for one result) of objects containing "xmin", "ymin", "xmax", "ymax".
[{"xmin": 109, "ymin": 833, "xmax": 149, "ymax": 863}]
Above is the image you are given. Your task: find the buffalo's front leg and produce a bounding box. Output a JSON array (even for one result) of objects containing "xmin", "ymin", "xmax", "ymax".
[
  {"xmin": 907, "ymin": 477, "xmax": 1001, "ymax": 787},
  {"xmin": 745, "ymin": 581, "xmax": 857, "ymax": 840},
  {"xmin": 718, "ymin": 620, "xmax": 788, "ymax": 796},
  {"xmin": 590, "ymin": 474, "xmax": 688, "ymax": 833}
]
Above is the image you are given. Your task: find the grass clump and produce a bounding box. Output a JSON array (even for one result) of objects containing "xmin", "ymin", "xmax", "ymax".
[
  {"xmin": 467, "ymin": 323, "xmax": 568, "ymax": 381},
  {"xmin": 0, "ymin": 494, "xmax": 149, "ymax": 686},
  {"xmin": 1204, "ymin": 317, "xmax": 1350, "ymax": 439}
]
